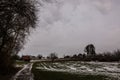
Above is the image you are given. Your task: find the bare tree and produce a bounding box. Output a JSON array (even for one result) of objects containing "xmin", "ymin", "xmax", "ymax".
[
  {"xmin": 37, "ymin": 54, "xmax": 43, "ymax": 59},
  {"xmin": 49, "ymin": 52, "xmax": 58, "ymax": 62},
  {"xmin": 0, "ymin": 0, "xmax": 36, "ymax": 74},
  {"xmin": 84, "ymin": 44, "xmax": 96, "ymax": 56}
]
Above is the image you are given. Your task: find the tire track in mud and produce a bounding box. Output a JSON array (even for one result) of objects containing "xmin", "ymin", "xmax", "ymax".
[{"xmin": 12, "ymin": 63, "xmax": 34, "ymax": 80}]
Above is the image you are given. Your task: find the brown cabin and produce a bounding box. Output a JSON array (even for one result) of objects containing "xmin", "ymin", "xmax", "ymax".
[{"xmin": 22, "ymin": 55, "xmax": 31, "ymax": 62}]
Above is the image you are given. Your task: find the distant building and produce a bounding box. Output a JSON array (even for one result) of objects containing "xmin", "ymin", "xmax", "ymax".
[{"xmin": 21, "ymin": 55, "xmax": 31, "ymax": 62}]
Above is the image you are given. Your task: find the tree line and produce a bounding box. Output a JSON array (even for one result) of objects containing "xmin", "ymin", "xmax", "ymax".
[
  {"xmin": 16, "ymin": 44, "xmax": 120, "ymax": 62},
  {"xmin": 63, "ymin": 49, "xmax": 120, "ymax": 62}
]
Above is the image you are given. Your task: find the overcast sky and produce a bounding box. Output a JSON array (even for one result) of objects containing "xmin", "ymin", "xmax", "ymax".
[{"xmin": 20, "ymin": 0, "xmax": 120, "ymax": 57}]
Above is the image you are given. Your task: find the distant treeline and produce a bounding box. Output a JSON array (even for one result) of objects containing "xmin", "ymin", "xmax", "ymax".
[
  {"xmin": 64, "ymin": 50, "xmax": 120, "ymax": 62},
  {"xmin": 15, "ymin": 49, "xmax": 120, "ymax": 62}
]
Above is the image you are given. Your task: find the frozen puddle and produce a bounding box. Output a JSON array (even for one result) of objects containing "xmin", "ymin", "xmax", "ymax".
[{"xmin": 12, "ymin": 63, "xmax": 34, "ymax": 80}]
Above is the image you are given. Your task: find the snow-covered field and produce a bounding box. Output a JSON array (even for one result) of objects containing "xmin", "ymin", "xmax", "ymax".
[{"xmin": 35, "ymin": 61, "xmax": 120, "ymax": 79}]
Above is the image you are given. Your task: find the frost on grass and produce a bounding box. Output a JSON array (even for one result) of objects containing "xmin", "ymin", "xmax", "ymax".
[{"xmin": 35, "ymin": 61, "xmax": 120, "ymax": 79}]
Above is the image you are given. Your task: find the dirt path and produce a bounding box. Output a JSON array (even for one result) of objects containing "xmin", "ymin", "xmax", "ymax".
[{"xmin": 12, "ymin": 63, "xmax": 34, "ymax": 80}]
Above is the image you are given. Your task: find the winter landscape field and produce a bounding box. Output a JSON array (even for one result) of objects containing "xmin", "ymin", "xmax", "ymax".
[{"xmin": 32, "ymin": 61, "xmax": 120, "ymax": 80}]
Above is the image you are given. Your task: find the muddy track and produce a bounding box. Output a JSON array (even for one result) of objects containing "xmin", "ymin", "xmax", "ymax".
[{"xmin": 12, "ymin": 63, "xmax": 34, "ymax": 80}]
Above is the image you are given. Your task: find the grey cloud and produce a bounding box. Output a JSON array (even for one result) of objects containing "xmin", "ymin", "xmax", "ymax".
[
  {"xmin": 20, "ymin": 0, "xmax": 120, "ymax": 57},
  {"xmin": 92, "ymin": 0, "xmax": 112, "ymax": 14}
]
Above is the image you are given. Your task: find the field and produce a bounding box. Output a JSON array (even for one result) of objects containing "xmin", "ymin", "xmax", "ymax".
[{"xmin": 32, "ymin": 61, "xmax": 120, "ymax": 80}]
